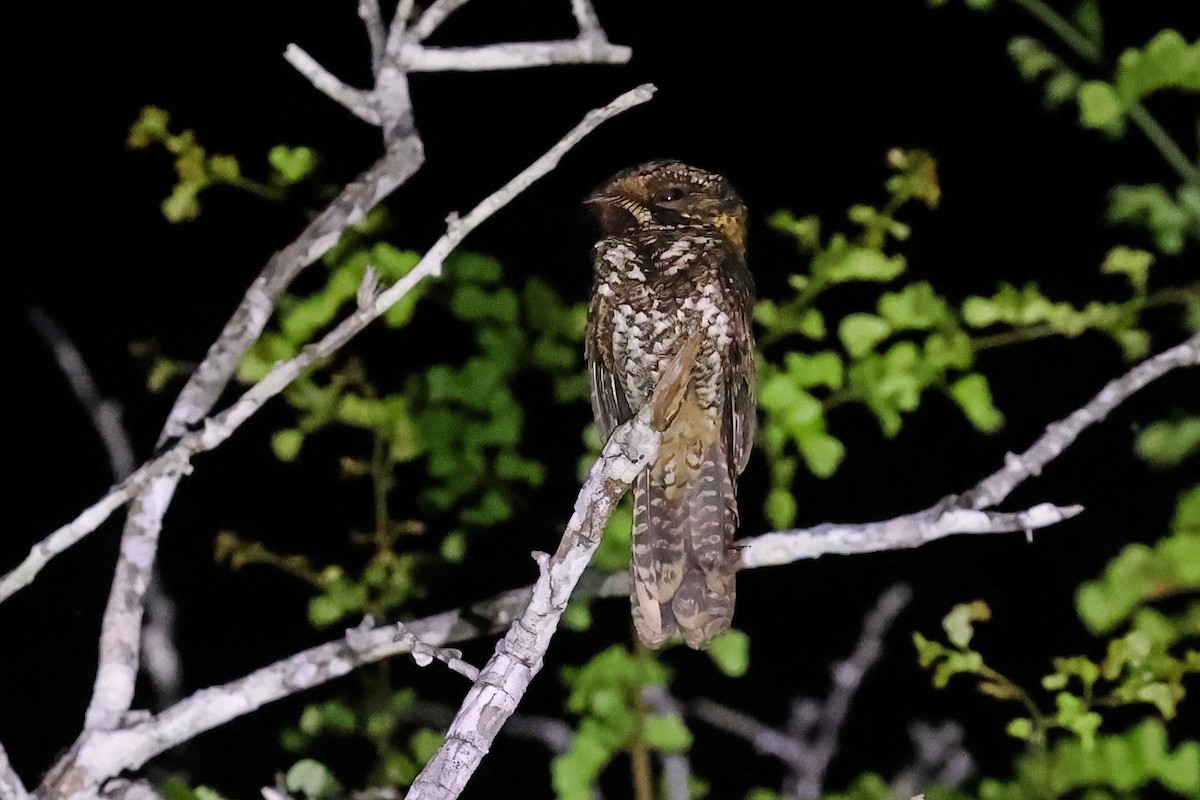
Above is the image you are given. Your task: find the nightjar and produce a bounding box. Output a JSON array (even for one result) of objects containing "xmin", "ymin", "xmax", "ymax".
[{"xmin": 584, "ymin": 160, "xmax": 756, "ymax": 649}]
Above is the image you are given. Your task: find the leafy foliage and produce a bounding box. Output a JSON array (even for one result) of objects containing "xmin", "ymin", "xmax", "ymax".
[
  {"xmin": 754, "ymin": 148, "xmax": 1193, "ymax": 529},
  {"xmin": 554, "ymin": 646, "xmax": 691, "ymax": 800},
  {"xmin": 127, "ymin": 106, "xmax": 312, "ymax": 220},
  {"xmin": 912, "ymin": 481, "xmax": 1199, "ymax": 798}
]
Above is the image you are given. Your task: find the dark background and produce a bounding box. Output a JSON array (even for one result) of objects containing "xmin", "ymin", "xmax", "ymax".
[{"xmin": 4, "ymin": 1, "xmax": 1197, "ymax": 797}]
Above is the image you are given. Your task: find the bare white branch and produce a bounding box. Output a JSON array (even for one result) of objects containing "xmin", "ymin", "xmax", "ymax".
[
  {"xmin": 401, "ymin": 40, "xmax": 632, "ymax": 72},
  {"xmin": 0, "ymin": 451, "xmax": 190, "ymax": 603},
  {"xmin": 408, "ymin": 0, "xmax": 473, "ymax": 43},
  {"xmin": 739, "ymin": 502, "xmax": 1082, "ymax": 569},
  {"xmin": 358, "ymin": 0, "xmax": 387, "ymax": 71},
  {"xmin": 28, "ymin": 307, "xmax": 137, "ymax": 479},
  {"xmin": 570, "ymin": 0, "xmax": 604, "ymax": 38},
  {"xmin": 965, "ymin": 329, "xmax": 1200, "ymax": 509},
  {"xmin": 284, "ymin": 44, "xmax": 380, "ymax": 125},
  {"xmin": 393, "ymin": 620, "xmax": 481, "ymax": 681},
  {"xmin": 404, "ymin": 353, "xmax": 681, "ymax": 798},
  {"xmin": 741, "ymin": 329, "xmax": 1200, "ymax": 569},
  {"xmin": 30, "ymin": 307, "xmax": 184, "ymax": 711},
  {"xmin": 891, "ymin": 721, "xmax": 974, "ymax": 797}
]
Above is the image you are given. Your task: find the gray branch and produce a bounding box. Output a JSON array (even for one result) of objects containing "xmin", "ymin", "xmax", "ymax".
[
  {"xmin": 28, "ymin": 308, "xmax": 182, "ymax": 710},
  {"xmin": 741, "ymin": 329, "xmax": 1200, "ymax": 569},
  {"xmin": 688, "ymin": 585, "xmax": 911, "ymax": 800},
  {"xmin": 400, "ymin": 41, "xmax": 632, "ymax": 72},
  {"xmin": 788, "ymin": 584, "xmax": 912, "ymax": 800},
  {"xmin": 404, "ymin": 387, "xmax": 671, "ymax": 798}
]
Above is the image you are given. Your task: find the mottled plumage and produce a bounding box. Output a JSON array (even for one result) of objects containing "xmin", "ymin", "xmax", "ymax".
[{"xmin": 584, "ymin": 160, "xmax": 756, "ymax": 649}]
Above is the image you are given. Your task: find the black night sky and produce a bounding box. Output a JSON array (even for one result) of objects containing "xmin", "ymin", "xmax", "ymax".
[{"xmin": 4, "ymin": 1, "xmax": 1197, "ymax": 798}]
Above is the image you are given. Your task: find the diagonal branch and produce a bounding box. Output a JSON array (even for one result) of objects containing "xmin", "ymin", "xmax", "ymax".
[
  {"xmin": 82, "ymin": 133, "xmax": 426, "ymax": 732},
  {"xmin": 740, "ymin": 330, "xmax": 1200, "ymax": 569},
  {"xmin": 404, "ymin": 333, "xmax": 701, "ymax": 799}
]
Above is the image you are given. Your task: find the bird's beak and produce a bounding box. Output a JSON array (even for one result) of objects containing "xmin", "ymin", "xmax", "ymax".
[{"xmin": 586, "ymin": 191, "xmax": 652, "ymax": 224}]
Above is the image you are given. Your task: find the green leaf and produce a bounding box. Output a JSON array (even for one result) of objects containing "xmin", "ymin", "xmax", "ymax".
[
  {"xmin": 269, "ymin": 146, "xmax": 318, "ymax": 184},
  {"xmin": 782, "ymin": 350, "xmax": 843, "ymax": 389},
  {"xmin": 643, "ymin": 713, "xmax": 693, "ymax": 752},
  {"xmin": 943, "ymin": 600, "xmax": 992, "ymax": 648},
  {"xmin": 126, "ymin": 106, "xmax": 171, "ymax": 149},
  {"xmin": 162, "ymin": 182, "xmax": 202, "ymax": 222},
  {"xmin": 440, "ymin": 531, "xmax": 466, "ymax": 563},
  {"xmin": 707, "ymin": 629, "xmax": 750, "ymax": 677},
  {"xmin": 950, "ymin": 373, "xmax": 1005, "ymax": 433},
  {"xmin": 768, "ymin": 210, "xmax": 822, "ymax": 251},
  {"xmin": 1006, "ymin": 717, "xmax": 1034, "ymax": 740},
  {"xmin": 450, "ymin": 285, "xmax": 519, "ymax": 324},
  {"xmin": 446, "ymin": 251, "xmax": 503, "ymax": 284},
  {"xmin": 285, "ymin": 759, "xmax": 342, "ymax": 799},
  {"xmin": 1107, "ymin": 184, "xmax": 1197, "ymax": 255},
  {"xmin": 765, "ymin": 487, "xmax": 798, "ymax": 529},
  {"xmin": 1134, "ymin": 418, "xmax": 1200, "ymax": 468},
  {"xmin": 1101, "ymin": 246, "xmax": 1154, "ymax": 291},
  {"xmin": 839, "ymin": 313, "xmax": 892, "ymax": 357},
  {"xmin": 271, "ymin": 428, "xmax": 304, "ymax": 462},
  {"xmin": 562, "ymin": 599, "xmax": 592, "ymax": 631},
  {"xmin": 1174, "ymin": 485, "xmax": 1200, "ymax": 535},
  {"xmin": 1114, "ymin": 29, "xmax": 1200, "ymax": 104},
  {"xmin": 924, "ymin": 329, "xmax": 974, "ymax": 370},
  {"xmin": 878, "ymin": 282, "xmax": 951, "ymax": 329},
  {"xmin": 207, "ymin": 154, "xmax": 241, "ymax": 182},
  {"xmin": 797, "ymin": 429, "xmax": 845, "ymax": 477},
  {"xmin": 1077, "ymin": 81, "xmax": 1125, "ymax": 133},
  {"xmin": 818, "ymin": 242, "xmax": 906, "ymax": 284},
  {"xmin": 1072, "ymin": 0, "xmax": 1102, "ymax": 50}
]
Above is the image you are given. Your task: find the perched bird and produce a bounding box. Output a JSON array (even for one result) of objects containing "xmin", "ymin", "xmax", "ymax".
[{"xmin": 584, "ymin": 160, "xmax": 756, "ymax": 649}]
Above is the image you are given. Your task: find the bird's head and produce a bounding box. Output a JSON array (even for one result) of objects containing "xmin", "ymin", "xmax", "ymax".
[{"xmin": 585, "ymin": 160, "xmax": 748, "ymax": 250}]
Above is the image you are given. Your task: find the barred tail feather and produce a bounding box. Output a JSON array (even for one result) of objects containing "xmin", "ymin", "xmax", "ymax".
[
  {"xmin": 672, "ymin": 441, "xmax": 738, "ymax": 649},
  {"xmin": 631, "ymin": 442, "xmax": 739, "ymax": 650},
  {"xmin": 631, "ymin": 468, "xmax": 686, "ymax": 648}
]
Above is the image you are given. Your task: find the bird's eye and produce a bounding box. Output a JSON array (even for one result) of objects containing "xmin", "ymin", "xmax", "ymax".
[{"xmin": 653, "ymin": 187, "xmax": 685, "ymax": 204}]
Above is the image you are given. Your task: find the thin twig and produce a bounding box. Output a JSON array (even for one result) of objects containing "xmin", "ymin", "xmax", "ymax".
[
  {"xmin": 688, "ymin": 585, "xmax": 911, "ymax": 800},
  {"xmin": 408, "ymin": 0, "xmax": 474, "ymax": 43},
  {"xmin": 28, "ymin": 307, "xmax": 137, "ymax": 479},
  {"xmin": 358, "ymin": 0, "xmax": 387, "ymax": 72},
  {"xmin": 29, "ymin": 307, "xmax": 183, "ymax": 709},
  {"xmin": 788, "ymin": 584, "xmax": 912, "ymax": 800},
  {"xmin": 742, "ymin": 331, "xmax": 1200, "ymax": 569},
  {"xmin": 391, "ymin": 620, "xmax": 481, "ymax": 681},
  {"xmin": 284, "ymin": 44, "xmax": 380, "ymax": 125}
]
